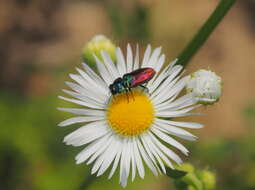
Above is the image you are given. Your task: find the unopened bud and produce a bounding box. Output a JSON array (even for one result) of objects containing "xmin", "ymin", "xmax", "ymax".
[
  {"xmin": 198, "ymin": 170, "xmax": 216, "ymax": 190},
  {"xmin": 176, "ymin": 162, "xmax": 195, "ymax": 173},
  {"xmin": 186, "ymin": 69, "xmax": 222, "ymax": 105},
  {"xmin": 82, "ymin": 35, "xmax": 116, "ymax": 66}
]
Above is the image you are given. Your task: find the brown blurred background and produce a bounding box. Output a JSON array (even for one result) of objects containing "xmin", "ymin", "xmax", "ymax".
[{"xmin": 1, "ymin": 0, "xmax": 255, "ymax": 190}]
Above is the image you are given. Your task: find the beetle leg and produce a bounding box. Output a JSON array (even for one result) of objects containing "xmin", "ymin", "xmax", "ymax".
[
  {"xmin": 140, "ymin": 84, "xmax": 150, "ymax": 95},
  {"xmin": 140, "ymin": 84, "xmax": 146, "ymax": 92},
  {"xmin": 125, "ymin": 88, "xmax": 129, "ymax": 103},
  {"xmin": 128, "ymin": 88, "xmax": 135, "ymax": 101}
]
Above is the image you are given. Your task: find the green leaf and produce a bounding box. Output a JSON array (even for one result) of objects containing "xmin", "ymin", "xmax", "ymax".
[{"xmin": 166, "ymin": 167, "xmax": 187, "ymax": 179}]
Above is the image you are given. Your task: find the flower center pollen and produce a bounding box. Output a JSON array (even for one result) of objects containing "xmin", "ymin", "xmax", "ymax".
[{"xmin": 107, "ymin": 90, "xmax": 155, "ymax": 136}]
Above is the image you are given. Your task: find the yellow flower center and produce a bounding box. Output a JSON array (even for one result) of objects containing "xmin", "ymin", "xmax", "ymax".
[{"xmin": 107, "ymin": 90, "xmax": 155, "ymax": 136}]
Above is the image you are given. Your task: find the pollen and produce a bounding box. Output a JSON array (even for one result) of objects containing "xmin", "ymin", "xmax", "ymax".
[{"xmin": 107, "ymin": 90, "xmax": 155, "ymax": 136}]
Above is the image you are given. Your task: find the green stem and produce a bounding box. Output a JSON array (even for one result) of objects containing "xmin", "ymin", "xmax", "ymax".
[{"xmin": 176, "ymin": 0, "xmax": 236, "ymax": 67}]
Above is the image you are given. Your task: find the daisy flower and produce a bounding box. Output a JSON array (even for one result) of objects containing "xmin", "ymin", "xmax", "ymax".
[{"xmin": 58, "ymin": 44, "xmax": 203, "ymax": 187}]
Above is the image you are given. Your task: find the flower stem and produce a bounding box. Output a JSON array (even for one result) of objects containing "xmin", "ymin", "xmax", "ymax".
[{"xmin": 176, "ymin": 0, "xmax": 236, "ymax": 67}]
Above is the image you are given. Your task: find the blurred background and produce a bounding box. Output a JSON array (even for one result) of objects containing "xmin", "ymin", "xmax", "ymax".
[{"xmin": 1, "ymin": 0, "xmax": 255, "ymax": 190}]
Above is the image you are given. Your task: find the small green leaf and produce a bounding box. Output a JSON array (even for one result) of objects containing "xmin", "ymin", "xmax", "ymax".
[{"xmin": 166, "ymin": 167, "xmax": 187, "ymax": 179}]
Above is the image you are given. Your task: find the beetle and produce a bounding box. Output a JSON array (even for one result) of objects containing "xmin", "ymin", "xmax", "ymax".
[{"xmin": 109, "ymin": 67, "xmax": 156, "ymax": 100}]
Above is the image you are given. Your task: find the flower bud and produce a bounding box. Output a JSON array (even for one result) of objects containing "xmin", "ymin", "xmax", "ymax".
[
  {"xmin": 82, "ymin": 35, "xmax": 116, "ymax": 66},
  {"xmin": 176, "ymin": 162, "xmax": 195, "ymax": 173},
  {"xmin": 176, "ymin": 163, "xmax": 203, "ymax": 190},
  {"xmin": 186, "ymin": 69, "xmax": 222, "ymax": 105},
  {"xmin": 198, "ymin": 170, "xmax": 216, "ymax": 190}
]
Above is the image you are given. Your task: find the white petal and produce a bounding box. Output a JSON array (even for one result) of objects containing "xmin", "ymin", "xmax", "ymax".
[
  {"xmin": 92, "ymin": 136, "xmax": 119, "ymax": 175},
  {"xmin": 97, "ymin": 137, "xmax": 121, "ymax": 176},
  {"xmin": 140, "ymin": 134, "xmax": 162, "ymax": 174},
  {"xmin": 155, "ymin": 105, "xmax": 201, "ymax": 118},
  {"xmin": 144, "ymin": 134, "xmax": 174, "ymax": 169},
  {"xmin": 73, "ymin": 130, "xmax": 111, "ymax": 148},
  {"xmin": 153, "ymin": 76, "xmax": 188, "ymax": 106},
  {"xmin": 65, "ymin": 80, "xmax": 107, "ymax": 103},
  {"xmin": 57, "ymin": 108, "xmax": 105, "ymax": 117},
  {"xmin": 64, "ymin": 121, "xmax": 110, "ymax": 147},
  {"xmin": 58, "ymin": 116, "xmax": 105, "ymax": 127},
  {"xmin": 141, "ymin": 45, "xmax": 151, "ymax": 68},
  {"xmin": 101, "ymin": 51, "xmax": 120, "ymax": 79},
  {"xmin": 62, "ymin": 89, "xmax": 106, "ymax": 107},
  {"xmin": 164, "ymin": 59, "xmax": 179, "ymax": 76},
  {"xmin": 120, "ymin": 139, "xmax": 129, "ymax": 187},
  {"xmin": 136, "ymin": 138, "xmax": 158, "ymax": 176},
  {"xmin": 75, "ymin": 133, "xmax": 112, "ymax": 164},
  {"xmin": 130, "ymin": 138, "xmax": 137, "ymax": 181},
  {"xmin": 147, "ymin": 54, "xmax": 165, "ymax": 88},
  {"xmin": 156, "ymin": 128, "xmax": 196, "ymax": 141},
  {"xmin": 65, "ymin": 80, "xmax": 107, "ymax": 104},
  {"xmin": 108, "ymin": 141, "xmax": 122, "ymax": 179},
  {"xmin": 82, "ymin": 63, "xmax": 108, "ymax": 90},
  {"xmin": 94, "ymin": 55, "xmax": 113, "ymax": 85},
  {"xmin": 125, "ymin": 139, "xmax": 132, "ymax": 179},
  {"xmin": 126, "ymin": 44, "xmax": 133, "ymax": 72},
  {"xmin": 69, "ymin": 74, "xmax": 107, "ymax": 100},
  {"xmin": 148, "ymin": 131, "xmax": 182, "ymax": 164},
  {"xmin": 133, "ymin": 137, "xmax": 145, "ymax": 179},
  {"xmin": 154, "ymin": 54, "xmax": 165, "ymax": 73},
  {"xmin": 151, "ymin": 127, "xmax": 189, "ymax": 155},
  {"xmin": 147, "ymin": 60, "xmax": 179, "ymax": 93},
  {"xmin": 157, "ymin": 97, "xmax": 198, "ymax": 113},
  {"xmin": 87, "ymin": 134, "xmax": 114, "ymax": 165},
  {"xmin": 133, "ymin": 44, "xmax": 140, "ymax": 70},
  {"xmin": 147, "ymin": 47, "xmax": 161, "ymax": 68},
  {"xmin": 141, "ymin": 133, "xmax": 165, "ymax": 174},
  {"xmin": 120, "ymin": 169, "xmax": 127, "ymax": 187},
  {"xmin": 58, "ymin": 96, "xmax": 105, "ymax": 110},
  {"xmin": 141, "ymin": 137, "xmax": 162, "ymax": 175},
  {"xmin": 151, "ymin": 75, "xmax": 180, "ymax": 103},
  {"xmin": 116, "ymin": 47, "xmax": 127, "ymax": 76},
  {"xmin": 151, "ymin": 65, "xmax": 182, "ymax": 99},
  {"xmin": 154, "ymin": 119, "xmax": 197, "ymax": 141},
  {"xmin": 155, "ymin": 93, "xmax": 193, "ymax": 111},
  {"xmin": 157, "ymin": 119, "xmax": 203, "ymax": 129},
  {"xmin": 76, "ymin": 67, "xmax": 108, "ymax": 96}
]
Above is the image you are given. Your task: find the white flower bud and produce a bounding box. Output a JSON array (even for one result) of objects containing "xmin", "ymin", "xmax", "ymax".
[
  {"xmin": 186, "ymin": 69, "xmax": 222, "ymax": 105},
  {"xmin": 82, "ymin": 35, "xmax": 116, "ymax": 66}
]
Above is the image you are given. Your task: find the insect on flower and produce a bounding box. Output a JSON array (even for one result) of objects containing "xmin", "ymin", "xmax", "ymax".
[
  {"xmin": 109, "ymin": 67, "xmax": 156, "ymax": 100},
  {"xmin": 59, "ymin": 44, "xmax": 205, "ymax": 187}
]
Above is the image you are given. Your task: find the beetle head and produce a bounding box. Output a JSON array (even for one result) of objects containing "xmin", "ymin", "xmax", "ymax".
[{"xmin": 109, "ymin": 84, "xmax": 118, "ymax": 95}]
